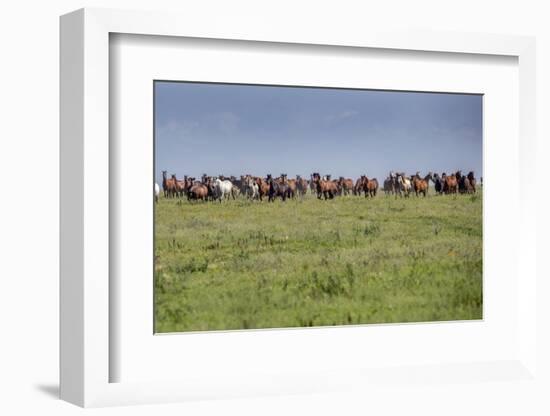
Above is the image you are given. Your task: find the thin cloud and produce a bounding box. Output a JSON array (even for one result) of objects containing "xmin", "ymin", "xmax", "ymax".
[{"xmin": 325, "ymin": 109, "xmax": 359, "ymax": 123}]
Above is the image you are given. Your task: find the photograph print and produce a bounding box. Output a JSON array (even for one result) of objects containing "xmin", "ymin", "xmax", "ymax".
[{"xmin": 154, "ymin": 81, "xmax": 482, "ymax": 333}]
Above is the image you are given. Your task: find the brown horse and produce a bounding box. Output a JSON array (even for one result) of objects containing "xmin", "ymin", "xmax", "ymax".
[
  {"xmin": 162, "ymin": 171, "xmax": 177, "ymax": 198},
  {"xmin": 445, "ymin": 173, "xmax": 458, "ymax": 194},
  {"xmin": 172, "ymin": 175, "xmax": 186, "ymax": 197},
  {"xmin": 312, "ymin": 173, "xmax": 337, "ymax": 200},
  {"xmin": 255, "ymin": 177, "xmax": 270, "ymax": 201},
  {"xmin": 412, "ymin": 172, "xmax": 432, "ymax": 197},
  {"xmin": 338, "ymin": 177, "xmax": 354, "ymax": 196},
  {"xmin": 362, "ymin": 176, "xmax": 379, "ymax": 198},
  {"xmin": 354, "ymin": 176, "xmax": 365, "ymax": 196},
  {"xmin": 296, "ymin": 175, "xmax": 308, "ymax": 196},
  {"xmin": 286, "ymin": 177, "xmax": 297, "ymax": 199},
  {"xmin": 187, "ymin": 183, "xmax": 208, "ymax": 201}
]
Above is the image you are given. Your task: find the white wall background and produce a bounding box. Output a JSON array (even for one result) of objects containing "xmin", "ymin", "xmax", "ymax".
[{"xmin": 0, "ymin": 1, "xmax": 548, "ymax": 415}]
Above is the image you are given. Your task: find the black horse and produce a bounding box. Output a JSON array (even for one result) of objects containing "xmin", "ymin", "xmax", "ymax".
[
  {"xmin": 433, "ymin": 173, "xmax": 445, "ymax": 195},
  {"xmin": 267, "ymin": 174, "xmax": 288, "ymax": 202},
  {"xmin": 467, "ymin": 171, "xmax": 477, "ymax": 193}
]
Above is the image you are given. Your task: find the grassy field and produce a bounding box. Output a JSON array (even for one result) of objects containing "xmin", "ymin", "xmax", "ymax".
[{"xmin": 154, "ymin": 191, "xmax": 482, "ymax": 333}]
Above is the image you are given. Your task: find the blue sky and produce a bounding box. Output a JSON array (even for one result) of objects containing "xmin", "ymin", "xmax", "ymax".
[{"xmin": 154, "ymin": 81, "xmax": 482, "ymax": 183}]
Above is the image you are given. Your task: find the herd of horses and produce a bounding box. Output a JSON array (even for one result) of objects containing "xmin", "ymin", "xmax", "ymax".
[
  {"xmin": 156, "ymin": 170, "xmax": 479, "ymax": 203},
  {"xmin": 382, "ymin": 171, "xmax": 479, "ymax": 198}
]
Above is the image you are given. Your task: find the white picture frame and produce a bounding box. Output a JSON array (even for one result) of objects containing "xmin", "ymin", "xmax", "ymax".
[{"xmin": 60, "ymin": 7, "xmax": 538, "ymax": 408}]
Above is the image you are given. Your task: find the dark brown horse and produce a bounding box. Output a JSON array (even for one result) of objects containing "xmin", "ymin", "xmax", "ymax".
[
  {"xmin": 467, "ymin": 171, "xmax": 477, "ymax": 193},
  {"xmin": 455, "ymin": 170, "xmax": 471, "ymax": 194},
  {"xmin": 354, "ymin": 176, "xmax": 366, "ymax": 196},
  {"xmin": 267, "ymin": 174, "xmax": 289, "ymax": 202}
]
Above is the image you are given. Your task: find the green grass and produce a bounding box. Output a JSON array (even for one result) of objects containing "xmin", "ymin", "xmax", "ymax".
[{"xmin": 154, "ymin": 191, "xmax": 482, "ymax": 332}]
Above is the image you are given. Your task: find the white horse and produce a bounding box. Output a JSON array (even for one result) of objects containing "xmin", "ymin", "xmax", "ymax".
[
  {"xmin": 397, "ymin": 173, "xmax": 411, "ymax": 197},
  {"xmin": 154, "ymin": 182, "xmax": 160, "ymax": 203},
  {"xmin": 245, "ymin": 176, "xmax": 259, "ymax": 200},
  {"xmin": 213, "ymin": 178, "xmax": 233, "ymax": 201}
]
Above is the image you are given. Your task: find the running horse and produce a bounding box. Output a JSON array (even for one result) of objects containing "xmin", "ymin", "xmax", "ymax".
[
  {"xmin": 412, "ymin": 172, "xmax": 433, "ymax": 197},
  {"xmin": 362, "ymin": 176, "xmax": 379, "ymax": 198},
  {"xmin": 312, "ymin": 173, "xmax": 337, "ymax": 200},
  {"xmin": 444, "ymin": 173, "xmax": 458, "ymax": 194}
]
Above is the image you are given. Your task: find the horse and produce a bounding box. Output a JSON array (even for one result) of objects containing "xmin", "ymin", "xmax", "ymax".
[
  {"xmin": 296, "ymin": 175, "xmax": 308, "ymax": 197},
  {"xmin": 213, "ymin": 177, "xmax": 233, "ymax": 202},
  {"xmin": 286, "ymin": 176, "xmax": 297, "ymax": 199},
  {"xmin": 467, "ymin": 171, "xmax": 477, "ymax": 193},
  {"xmin": 187, "ymin": 183, "xmax": 208, "ymax": 201},
  {"xmin": 256, "ymin": 177, "xmax": 270, "ymax": 201},
  {"xmin": 396, "ymin": 173, "xmax": 412, "ymax": 197},
  {"xmin": 312, "ymin": 173, "xmax": 337, "ymax": 200},
  {"xmin": 231, "ymin": 184, "xmax": 241, "ymax": 199},
  {"xmin": 239, "ymin": 175, "xmax": 248, "ymax": 195},
  {"xmin": 331, "ymin": 177, "xmax": 342, "ymax": 196},
  {"xmin": 354, "ymin": 176, "xmax": 365, "ymax": 196},
  {"xmin": 457, "ymin": 170, "xmax": 474, "ymax": 194},
  {"xmin": 172, "ymin": 174, "xmax": 185, "ymax": 197},
  {"xmin": 383, "ymin": 172, "xmax": 395, "ymax": 195},
  {"xmin": 184, "ymin": 176, "xmax": 196, "ymax": 197},
  {"xmin": 441, "ymin": 173, "xmax": 449, "ymax": 194},
  {"xmin": 229, "ymin": 175, "xmax": 243, "ymax": 195},
  {"xmin": 245, "ymin": 175, "xmax": 259, "ymax": 200},
  {"xmin": 433, "ymin": 173, "xmax": 444, "ymax": 195},
  {"xmin": 267, "ymin": 174, "xmax": 288, "ymax": 202},
  {"xmin": 338, "ymin": 177, "xmax": 354, "ymax": 196},
  {"xmin": 309, "ymin": 174, "xmax": 317, "ymax": 194},
  {"xmin": 444, "ymin": 173, "xmax": 458, "ymax": 194},
  {"xmin": 154, "ymin": 182, "xmax": 160, "ymax": 203},
  {"xmin": 456, "ymin": 171, "xmax": 466, "ymax": 194},
  {"xmin": 362, "ymin": 176, "xmax": 379, "ymax": 198},
  {"xmin": 162, "ymin": 170, "xmax": 177, "ymax": 198},
  {"xmin": 412, "ymin": 172, "xmax": 432, "ymax": 197}
]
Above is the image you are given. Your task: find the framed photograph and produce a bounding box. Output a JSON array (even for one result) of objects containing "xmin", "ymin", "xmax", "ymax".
[{"xmin": 60, "ymin": 8, "xmax": 538, "ymax": 408}]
